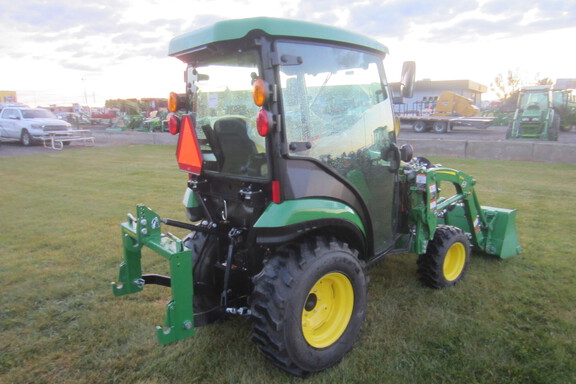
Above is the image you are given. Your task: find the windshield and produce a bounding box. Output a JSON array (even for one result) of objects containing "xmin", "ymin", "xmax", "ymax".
[
  {"xmin": 22, "ymin": 109, "xmax": 57, "ymax": 119},
  {"xmin": 193, "ymin": 50, "xmax": 267, "ymax": 179},
  {"xmin": 519, "ymin": 91, "xmax": 550, "ymax": 111}
]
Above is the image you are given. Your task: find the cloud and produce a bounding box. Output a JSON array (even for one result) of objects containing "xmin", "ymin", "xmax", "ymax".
[
  {"xmin": 2, "ymin": 0, "xmax": 574, "ymax": 106},
  {"xmin": 348, "ymin": 0, "xmax": 480, "ymax": 37},
  {"xmin": 286, "ymin": 0, "xmax": 480, "ymax": 37},
  {"xmin": 0, "ymin": 1, "xmax": 191, "ymax": 82},
  {"xmin": 421, "ymin": 0, "xmax": 576, "ymax": 42},
  {"xmin": 1, "ymin": 1, "xmax": 123, "ymax": 33},
  {"xmin": 59, "ymin": 60, "xmax": 102, "ymax": 72},
  {"xmin": 285, "ymin": 0, "xmax": 575, "ymax": 43}
]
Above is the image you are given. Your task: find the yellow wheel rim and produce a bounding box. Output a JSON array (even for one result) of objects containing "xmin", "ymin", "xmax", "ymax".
[
  {"xmin": 301, "ymin": 272, "xmax": 354, "ymax": 348},
  {"xmin": 443, "ymin": 242, "xmax": 466, "ymax": 281}
]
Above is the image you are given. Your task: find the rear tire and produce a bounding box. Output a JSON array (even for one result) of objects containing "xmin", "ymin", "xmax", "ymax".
[
  {"xmin": 505, "ymin": 124, "xmax": 513, "ymax": 139},
  {"xmin": 548, "ymin": 115, "xmax": 560, "ymax": 141},
  {"xmin": 417, "ymin": 226, "xmax": 470, "ymax": 289},
  {"xmin": 432, "ymin": 121, "xmax": 448, "ymax": 133},
  {"xmin": 249, "ymin": 236, "xmax": 367, "ymax": 376}
]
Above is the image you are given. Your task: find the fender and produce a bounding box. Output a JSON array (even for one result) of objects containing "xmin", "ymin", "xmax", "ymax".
[{"xmin": 253, "ymin": 198, "xmax": 367, "ymax": 255}]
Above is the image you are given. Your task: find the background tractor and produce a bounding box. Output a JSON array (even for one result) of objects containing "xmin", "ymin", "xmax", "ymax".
[
  {"xmin": 112, "ymin": 17, "xmax": 520, "ymax": 377},
  {"xmin": 553, "ymin": 88, "xmax": 576, "ymax": 132},
  {"xmin": 507, "ymin": 85, "xmax": 560, "ymax": 141}
]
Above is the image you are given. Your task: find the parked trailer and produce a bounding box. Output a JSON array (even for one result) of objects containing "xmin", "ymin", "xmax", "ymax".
[{"xmin": 400, "ymin": 115, "xmax": 494, "ymax": 133}]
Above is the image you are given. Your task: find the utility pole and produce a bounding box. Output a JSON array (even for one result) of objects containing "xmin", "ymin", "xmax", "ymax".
[{"xmin": 82, "ymin": 78, "xmax": 88, "ymax": 105}]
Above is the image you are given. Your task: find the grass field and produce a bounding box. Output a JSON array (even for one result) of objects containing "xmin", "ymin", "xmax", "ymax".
[{"xmin": 1, "ymin": 145, "xmax": 575, "ymax": 384}]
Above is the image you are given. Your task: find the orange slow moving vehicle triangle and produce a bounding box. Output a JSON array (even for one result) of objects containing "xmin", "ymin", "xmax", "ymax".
[{"xmin": 176, "ymin": 115, "xmax": 203, "ymax": 174}]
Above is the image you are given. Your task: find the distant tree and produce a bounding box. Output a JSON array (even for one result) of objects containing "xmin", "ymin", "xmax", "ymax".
[
  {"xmin": 536, "ymin": 77, "xmax": 553, "ymax": 85},
  {"xmin": 104, "ymin": 98, "xmax": 140, "ymax": 114},
  {"xmin": 491, "ymin": 69, "xmax": 521, "ymax": 101}
]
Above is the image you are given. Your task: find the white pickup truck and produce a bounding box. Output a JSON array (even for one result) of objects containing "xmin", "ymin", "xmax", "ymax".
[{"xmin": 0, "ymin": 107, "xmax": 72, "ymax": 145}]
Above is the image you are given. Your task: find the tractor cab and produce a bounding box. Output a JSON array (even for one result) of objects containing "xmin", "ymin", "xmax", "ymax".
[{"xmin": 167, "ymin": 17, "xmax": 415, "ymax": 257}]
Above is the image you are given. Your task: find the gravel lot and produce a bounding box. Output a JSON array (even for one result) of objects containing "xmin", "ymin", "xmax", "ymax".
[{"xmin": 2, "ymin": 123, "xmax": 576, "ymax": 158}]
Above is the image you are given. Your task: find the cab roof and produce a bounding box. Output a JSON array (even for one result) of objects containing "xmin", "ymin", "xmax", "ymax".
[
  {"xmin": 168, "ymin": 17, "xmax": 389, "ymax": 59},
  {"xmin": 520, "ymin": 85, "xmax": 552, "ymax": 92}
]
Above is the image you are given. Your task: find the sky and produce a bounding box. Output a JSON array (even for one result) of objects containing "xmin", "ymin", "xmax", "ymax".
[{"xmin": 1, "ymin": 0, "xmax": 575, "ymax": 107}]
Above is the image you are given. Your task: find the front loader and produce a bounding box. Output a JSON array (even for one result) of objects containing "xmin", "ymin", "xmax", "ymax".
[{"xmin": 111, "ymin": 17, "xmax": 521, "ymax": 377}]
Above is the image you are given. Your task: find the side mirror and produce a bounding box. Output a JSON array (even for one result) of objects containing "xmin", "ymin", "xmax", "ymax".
[
  {"xmin": 382, "ymin": 143, "xmax": 401, "ymax": 173},
  {"xmin": 400, "ymin": 61, "xmax": 416, "ymax": 98},
  {"xmin": 400, "ymin": 144, "xmax": 414, "ymax": 162}
]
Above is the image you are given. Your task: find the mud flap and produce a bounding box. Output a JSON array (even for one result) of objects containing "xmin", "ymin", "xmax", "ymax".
[{"xmin": 112, "ymin": 205, "xmax": 195, "ymax": 344}]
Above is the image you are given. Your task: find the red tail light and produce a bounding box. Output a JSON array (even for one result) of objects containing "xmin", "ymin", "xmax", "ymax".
[
  {"xmin": 272, "ymin": 180, "xmax": 281, "ymax": 203},
  {"xmin": 257, "ymin": 109, "xmax": 270, "ymax": 137},
  {"xmin": 168, "ymin": 114, "xmax": 180, "ymax": 135},
  {"xmin": 176, "ymin": 115, "xmax": 202, "ymax": 174}
]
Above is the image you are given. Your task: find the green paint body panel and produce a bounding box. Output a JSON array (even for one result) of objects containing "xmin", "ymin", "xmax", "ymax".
[
  {"xmin": 254, "ymin": 198, "xmax": 366, "ymax": 236},
  {"xmin": 112, "ymin": 205, "xmax": 194, "ymax": 344},
  {"xmin": 168, "ymin": 17, "xmax": 389, "ymax": 58},
  {"xmin": 182, "ymin": 187, "xmax": 199, "ymax": 208}
]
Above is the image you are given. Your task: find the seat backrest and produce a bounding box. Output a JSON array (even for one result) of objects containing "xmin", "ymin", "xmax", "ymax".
[{"xmin": 213, "ymin": 117, "xmax": 257, "ymax": 173}]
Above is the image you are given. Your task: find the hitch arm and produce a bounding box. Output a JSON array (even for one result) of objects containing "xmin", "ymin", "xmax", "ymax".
[{"xmin": 112, "ymin": 205, "xmax": 195, "ymax": 344}]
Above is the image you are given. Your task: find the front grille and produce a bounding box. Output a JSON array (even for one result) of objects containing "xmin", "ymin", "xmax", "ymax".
[
  {"xmin": 43, "ymin": 125, "xmax": 69, "ymax": 132},
  {"xmin": 519, "ymin": 123, "xmax": 544, "ymax": 136}
]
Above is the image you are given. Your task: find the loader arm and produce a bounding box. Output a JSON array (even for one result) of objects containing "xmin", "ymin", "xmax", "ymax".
[{"xmin": 408, "ymin": 166, "xmax": 521, "ymax": 259}]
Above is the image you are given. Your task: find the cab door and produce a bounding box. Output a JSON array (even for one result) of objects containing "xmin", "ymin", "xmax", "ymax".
[
  {"xmin": 278, "ymin": 41, "xmax": 400, "ymax": 254},
  {"xmin": 0, "ymin": 109, "xmax": 20, "ymax": 139}
]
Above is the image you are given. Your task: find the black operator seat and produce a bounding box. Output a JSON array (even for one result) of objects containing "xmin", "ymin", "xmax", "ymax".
[{"xmin": 213, "ymin": 117, "xmax": 257, "ymax": 174}]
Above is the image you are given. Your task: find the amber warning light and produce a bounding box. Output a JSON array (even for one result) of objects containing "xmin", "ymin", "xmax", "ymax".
[
  {"xmin": 176, "ymin": 115, "xmax": 203, "ymax": 174},
  {"xmin": 252, "ymin": 78, "xmax": 267, "ymax": 107}
]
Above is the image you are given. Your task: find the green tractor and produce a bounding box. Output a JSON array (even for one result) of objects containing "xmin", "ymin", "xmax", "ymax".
[
  {"xmin": 553, "ymin": 88, "xmax": 576, "ymax": 132},
  {"xmin": 112, "ymin": 17, "xmax": 521, "ymax": 376},
  {"xmin": 507, "ymin": 85, "xmax": 560, "ymax": 141}
]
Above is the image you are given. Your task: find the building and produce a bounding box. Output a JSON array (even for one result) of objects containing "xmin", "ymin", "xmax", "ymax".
[
  {"xmin": 392, "ymin": 79, "xmax": 487, "ymax": 114},
  {"xmin": 555, "ymin": 78, "xmax": 576, "ymax": 90}
]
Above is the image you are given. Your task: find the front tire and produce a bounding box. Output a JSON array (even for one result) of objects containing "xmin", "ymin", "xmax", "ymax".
[
  {"xmin": 250, "ymin": 237, "xmax": 367, "ymax": 376},
  {"xmin": 20, "ymin": 129, "xmax": 32, "ymax": 146},
  {"xmin": 417, "ymin": 226, "xmax": 470, "ymax": 289},
  {"xmin": 413, "ymin": 120, "xmax": 427, "ymax": 133}
]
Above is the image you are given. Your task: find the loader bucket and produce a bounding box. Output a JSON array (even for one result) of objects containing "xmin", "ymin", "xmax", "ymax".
[
  {"xmin": 441, "ymin": 204, "xmax": 521, "ymax": 259},
  {"xmin": 481, "ymin": 206, "xmax": 521, "ymax": 259}
]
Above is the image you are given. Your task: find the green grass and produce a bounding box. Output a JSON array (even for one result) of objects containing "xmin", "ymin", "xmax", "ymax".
[{"xmin": 1, "ymin": 146, "xmax": 575, "ymax": 384}]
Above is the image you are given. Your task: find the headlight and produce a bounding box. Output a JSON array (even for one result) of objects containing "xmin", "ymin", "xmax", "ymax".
[
  {"xmin": 521, "ymin": 117, "xmax": 529, "ymax": 121},
  {"xmin": 532, "ymin": 117, "xmax": 540, "ymax": 121},
  {"xmin": 31, "ymin": 123, "xmax": 45, "ymax": 129}
]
